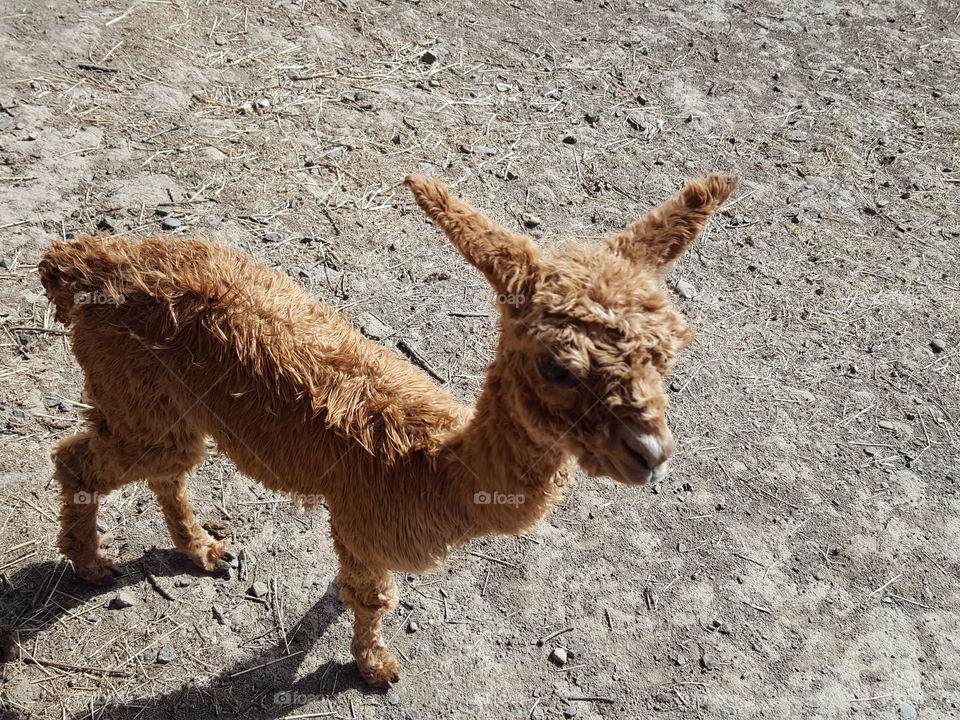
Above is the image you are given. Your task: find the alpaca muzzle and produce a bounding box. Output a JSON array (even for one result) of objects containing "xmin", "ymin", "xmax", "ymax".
[{"xmin": 619, "ymin": 425, "xmax": 674, "ymax": 485}]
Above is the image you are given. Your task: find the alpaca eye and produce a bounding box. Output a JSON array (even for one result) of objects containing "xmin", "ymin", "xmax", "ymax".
[{"xmin": 538, "ymin": 356, "xmax": 575, "ymax": 385}]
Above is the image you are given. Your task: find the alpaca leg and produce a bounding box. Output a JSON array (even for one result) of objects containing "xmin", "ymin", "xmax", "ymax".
[
  {"xmin": 52, "ymin": 431, "xmax": 133, "ymax": 584},
  {"xmin": 333, "ymin": 537, "xmax": 400, "ymax": 686},
  {"xmin": 147, "ymin": 472, "xmax": 228, "ymax": 572}
]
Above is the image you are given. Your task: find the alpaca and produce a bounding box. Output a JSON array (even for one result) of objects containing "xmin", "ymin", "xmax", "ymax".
[{"xmin": 38, "ymin": 173, "xmax": 736, "ymax": 686}]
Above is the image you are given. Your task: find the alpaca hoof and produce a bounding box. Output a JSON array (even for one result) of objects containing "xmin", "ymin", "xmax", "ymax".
[
  {"xmin": 187, "ymin": 539, "xmax": 230, "ymax": 573},
  {"xmin": 358, "ymin": 652, "xmax": 401, "ymax": 687},
  {"xmin": 74, "ymin": 555, "xmax": 117, "ymax": 585}
]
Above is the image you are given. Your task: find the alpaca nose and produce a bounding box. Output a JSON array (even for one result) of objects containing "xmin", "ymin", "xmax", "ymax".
[{"xmin": 621, "ymin": 425, "xmax": 674, "ymax": 469}]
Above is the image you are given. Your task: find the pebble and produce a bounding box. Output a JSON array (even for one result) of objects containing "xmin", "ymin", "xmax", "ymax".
[
  {"xmin": 109, "ymin": 592, "xmax": 136, "ymax": 610},
  {"xmin": 461, "ymin": 144, "xmax": 497, "ymax": 155},
  {"xmin": 404, "ymin": 713, "xmax": 422, "ymax": 720},
  {"xmin": 44, "ymin": 397, "xmax": 60, "ymax": 408},
  {"xmin": 568, "ymin": 642, "xmax": 588, "ymax": 657},
  {"xmin": 0, "ymin": 116, "xmax": 12, "ymax": 133},
  {"xmin": 674, "ymin": 279, "xmax": 697, "ymax": 299},
  {"xmin": 549, "ymin": 647, "xmax": 568, "ymax": 665},
  {"xmin": 562, "ymin": 706, "xmax": 578, "ymax": 718},
  {"xmin": 98, "ymin": 216, "xmax": 117, "ymax": 232},
  {"xmin": 256, "ymin": 98, "xmax": 270, "ymax": 109},
  {"xmin": 386, "ymin": 691, "xmax": 402, "ymax": 706},
  {"xmin": 878, "ymin": 420, "xmax": 895, "ymax": 430},
  {"xmin": 562, "ymin": 134, "xmax": 578, "ymax": 144},
  {"xmin": 521, "ymin": 212, "xmax": 542, "ymax": 229},
  {"xmin": 804, "ymin": 699, "xmax": 821, "ymax": 709},
  {"xmin": 262, "ymin": 232, "xmax": 280, "ymax": 243},
  {"xmin": 420, "ymin": 46, "xmax": 448, "ymax": 64},
  {"xmin": 155, "ymin": 645, "xmax": 176, "ymax": 664},
  {"xmin": 494, "ymin": 82, "xmax": 511, "ymax": 92},
  {"xmin": 176, "ymin": 577, "xmax": 193, "ymax": 587},
  {"xmin": 406, "ymin": 621, "xmax": 419, "ymax": 633},
  {"xmin": 669, "ymin": 380, "xmax": 682, "ymax": 392},
  {"xmin": 701, "ymin": 652, "xmax": 721, "ymax": 670},
  {"xmin": 930, "ymin": 338, "xmax": 946, "ymax": 353},
  {"xmin": 863, "ymin": 446, "xmax": 880, "ymax": 457},
  {"xmin": 239, "ymin": 102, "xmax": 253, "ymax": 113},
  {"xmin": 531, "ymin": 708, "xmax": 545, "ymax": 720},
  {"xmin": 212, "ymin": 605, "xmax": 227, "ymax": 625},
  {"xmin": 214, "ymin": 37, "xmax": 228, "ymax": 46},
  {"xmin": 161, "ymin": 217, "xmax": 181, "ymax": 230},
  {"xmin": 585, "ymin": 111, "xmax": 600, "ymax": 125},
  {"xmin": 249, "ymin": 581, "xmax": 269, "ymax": 598},
  {"xmin": 353, "ymin": 90, "xmax": 366, "ymax": 101},
  {"xmin": 898, "ymin": 701, "xmax": 918, "ymax": 719}
]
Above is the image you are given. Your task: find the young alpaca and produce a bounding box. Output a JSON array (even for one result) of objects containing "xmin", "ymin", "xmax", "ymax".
[{"xmin": 39, "ymin": 173, "xmax": 735, "ymax": 686}]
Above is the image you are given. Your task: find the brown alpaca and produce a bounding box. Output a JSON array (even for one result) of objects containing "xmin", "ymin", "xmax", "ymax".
[{"xmin": 38, "ymin": 173, "xmax": 736, "ymax": 686}]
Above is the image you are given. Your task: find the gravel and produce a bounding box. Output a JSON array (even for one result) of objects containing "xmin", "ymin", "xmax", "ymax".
[
  {"xmin": 161, "ymin": 217, "xmax": 181, "ymax": 230},
  {"xmin": 549, "ymin": 647, "xmax": 568, "ymax": 666},
  {"xmin": 108, "ymin": 593, "xmax": 136, "ymax": 610},
  {"xmin": 155, "ymin": 645, "xmax": 176, "ymax": 664},
  {"xmin": 249, "ymin": 581, "xmax": 269, "ymax": 598}
]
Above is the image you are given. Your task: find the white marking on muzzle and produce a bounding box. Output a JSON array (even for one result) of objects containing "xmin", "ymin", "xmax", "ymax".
[{"xmin": 638, "ymin": 433, "xmax": 663, "ymax": 465}]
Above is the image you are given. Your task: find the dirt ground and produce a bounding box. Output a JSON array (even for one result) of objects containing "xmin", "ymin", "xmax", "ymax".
[{"xmin": 0, "ymin": 0, "xmax": 958, "ymax": 718}]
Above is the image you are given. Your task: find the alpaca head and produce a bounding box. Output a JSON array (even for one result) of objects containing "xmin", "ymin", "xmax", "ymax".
[{"xmin": 406, "ymin": 173, "xmax": 736, "ymax": 486}]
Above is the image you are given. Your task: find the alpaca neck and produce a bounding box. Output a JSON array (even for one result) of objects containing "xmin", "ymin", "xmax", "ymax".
[{"xmin": 442, "ymin": 353, "xmax": 571, "ymax": 538}]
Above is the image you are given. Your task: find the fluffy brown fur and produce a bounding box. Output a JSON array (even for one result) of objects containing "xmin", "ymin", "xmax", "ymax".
[{"xmin": 38, "ymin": 173, "xmax": 735, "ymax": 685}]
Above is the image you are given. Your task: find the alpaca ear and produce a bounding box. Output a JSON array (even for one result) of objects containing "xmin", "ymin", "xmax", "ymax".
[
  {"xmin": 405, "ymin": 175, "xmax": 540, "ymax": 298},
  {"xmin": 609, "ymin": 174, "xmax": 738, "ymax": 273}
]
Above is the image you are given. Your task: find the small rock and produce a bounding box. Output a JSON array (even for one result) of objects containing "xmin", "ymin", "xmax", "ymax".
[
  {"xmin": 0, "ymin": 116, "xmax": 12, "ymax": 133},
  {"xmin": 352, "ymin": 90, "xmax": 366, "ymax": 101},
  {"xmin": 878, "ymin": 420, "xmax": 895, "ymax": 430},
  {"xmin": 669, "ymin": 380, "xmax": 682, "ymax": 392},
  {"xmin": 701, "ymin": 652, "xmax": 721, "ymax": 670},
  {"xmin": 385, "ymin": 691, "xmax": 402, "ymax": 706},
  {"xmin": 862, "ymin": 205, "xmax": 879, "ymax": 216},
  {"xmin": 804, "ymin": 699, "xmax": 821, "ymax": 709},
  {"xmin": 406, "ymin": 621, "xmax": 419, "ymax": 633},
  {"xmin": 521, "ymin": 213, "xmax": 542, "ymax": 229},
  {"xmin": 461, "ymin": 144, "xmax": 497, "ymax": 155},
  {"xmin": 420, "ymin": 46, "xmax": 448, "ymax": 64},
  {"xmin": 176, "ymin": 577, "xmax": 193, "ymax": 588},
  {"xmin": 675, "ymin": 279, "xmax": 697, "ymax": 299},
  {"xmin": 531, "ymin": 708, "xmax": 545, "ymax": 720},
  {"xmin": 549, "ymin": 647, "xmax": 568, "ymax": 666},
  {"xmin": 494, "ymin": 82, "xmax": 511, "ymax": 92},
  {"xmin": 96, "ymin": 520, "xmax": 108, "ymax": 533},
  {"xmin": 585, "ymin": 111, "xmax": 600, "ymax": 125},
  {"xmin": 256, "ymin": 98, "xmax": 270, "ymax": 109},
  {"xmin": 109, "ymin": 593, "xmax": 136, "ymax": 610},
  {"xmin": 863, "ymin": 446, "xmax": 881, "ymax": 457},
  {"xmin": 562, "ymin": 706, "xmax": 578, "ymax": 719},
  {"xmin": 562, "ymin": 135, "xmax": 577, "ymax": 144},
  {"xmin": 404, "ymin": 713, "xmax": 422, "ymax": 720},
  {"xmin": 239, "ymin": 102, "xmax": 253, "ymax": 113},
  {"xmin": 161, "ymin": 217, "xmax": 181, "ymax": 230},
  {"xmin": 214, "ymin": 37, "xmax": 228, "ymax": 46},
  {"xmin": 568, "ymin": 642, "xmax": 588, "ymax": 657},
  {"xmin": 155, "ymin": 645, "xmax": 175, "ymax": 664},
  {"xmin": 898, "ymin": 701, "xmax": 918, "ymax": 719},
  {"xmin": 212, "ymin": 606, "xmax": 227, "ymax": 625},
  {"xmin": 44, "ymin": 397, "xmax": 60, "ymax": 408},
  {"xmin": 249, "ymin": 581, "xmax": 269, "ymax": 598},
  {"xmin": 98, "ymin": 216, "xmax": 117, "ymax": 232},
  {"xmin": 262, "ymin": 232, "xmax": 280, "ymax": 243},
  {"xmin": 930, "ymin": 338, "xmax": 946, "ymax": 353}
]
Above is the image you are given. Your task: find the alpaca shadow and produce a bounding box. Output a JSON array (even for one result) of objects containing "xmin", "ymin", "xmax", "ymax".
[{"xmin": 1, "ymin": 554, "xmax": 385, "ymax": 720}]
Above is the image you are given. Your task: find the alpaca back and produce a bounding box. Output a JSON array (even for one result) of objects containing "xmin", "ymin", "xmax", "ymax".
[{"xmin": 39, "ymin": 237, "xmax": 466, "ymax": 473}]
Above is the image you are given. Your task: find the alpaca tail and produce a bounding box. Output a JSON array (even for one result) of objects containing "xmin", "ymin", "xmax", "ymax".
[{"xmin": 38, "ymin": 237, "xmax": 135, "ymax": 326}]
